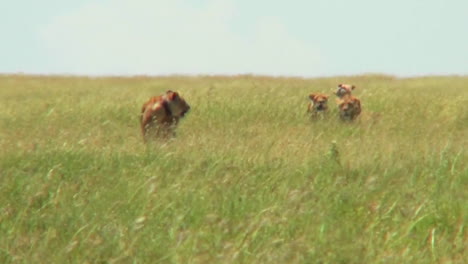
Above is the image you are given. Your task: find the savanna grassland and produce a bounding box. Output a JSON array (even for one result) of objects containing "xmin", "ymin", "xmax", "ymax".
[{"xmin": 0, "ymin": 74, "xmax": 466, "ymax": 263}]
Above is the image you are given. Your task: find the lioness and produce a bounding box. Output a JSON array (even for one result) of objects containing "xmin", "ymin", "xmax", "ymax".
[
  {"xmin": 140, "ymin": 90, "xmax": 190, "ymax": 142},
  {"xmin": 335, "ymin": 84, "xmax": 356, "ymax": 98},
  {"xmin": 338, "ymin": 95, "xmax": 362, "ymax": 121},
  {"xmin": 307, "ymin": 93, "xmax": 329, "ymax": 118}
]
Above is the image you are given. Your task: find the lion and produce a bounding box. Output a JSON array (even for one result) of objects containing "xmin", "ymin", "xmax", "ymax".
[
  {"xmin": 335, "ymin": 83, "xmax": 356, "ymax": 98},
  {"xmin": 307, "ymin": 93, "xmax": 329, "ymax": 118},
  {"xmin": 140, "ymin": 90, "xmax": 190, "ymax": 142},
  {"xmin": 337, "ymin": 95, "xmax": 362, "ymax": 121}
]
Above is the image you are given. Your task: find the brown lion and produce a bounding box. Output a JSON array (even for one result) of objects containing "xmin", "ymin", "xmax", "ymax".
[
  {"xmin": 140, "ymin": 90, "xmax": 190, "ymax": 142},
  {"xmin": 335, "ymin": 83, "xmax": 356, "ymax": 98},
  {"xmin": 337, "ymin": 95, "xmax": 362, "ymax": 121},
  {"xmin": 307, "ymin": 93, "xmax": 329, "ymax": 118}
]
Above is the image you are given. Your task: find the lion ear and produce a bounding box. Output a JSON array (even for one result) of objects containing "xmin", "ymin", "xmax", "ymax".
[
  {"xmin": 309, "ymin": 94, "xmax": 315, "ymax": 100},
  {"xmin": 351, "ymin": 85, "xmax": 356, "ymax": 90},
  {"xmin": 167, "ymin": 91, "xmax": 179, "ymax": 100}
]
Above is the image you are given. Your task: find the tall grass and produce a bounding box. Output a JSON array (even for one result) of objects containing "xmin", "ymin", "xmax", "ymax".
[{"xmin": 0, "ymin": 74, "xmax": 466, "ymax": 263}]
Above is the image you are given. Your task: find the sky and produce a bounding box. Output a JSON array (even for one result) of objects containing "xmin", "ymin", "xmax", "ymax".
[{"xmin": 1, "ymin": 0, "xmax": 467, "ymax": 77}]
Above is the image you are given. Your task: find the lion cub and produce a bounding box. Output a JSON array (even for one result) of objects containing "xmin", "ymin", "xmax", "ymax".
[
  {"xmin": 307, "ymin": 93, "xmax": 329, "ymax": 118},
  {"xmin": 335, "ymin": 83, "xmax": 356, "ymax": 98},
  {"xmin": 337, "ymin": 95, "xmax": 362, "ymax": 121}
]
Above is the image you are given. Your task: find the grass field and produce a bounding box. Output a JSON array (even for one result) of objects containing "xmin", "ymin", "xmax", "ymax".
[{"xmin": 0, "ymin": 74, "xmax": 466, "ymax": 263}]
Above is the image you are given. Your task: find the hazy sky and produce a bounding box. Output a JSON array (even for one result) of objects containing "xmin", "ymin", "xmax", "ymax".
[{"xmin": 1, "ymin": 0, "xmax": 467, "ymax": 77}]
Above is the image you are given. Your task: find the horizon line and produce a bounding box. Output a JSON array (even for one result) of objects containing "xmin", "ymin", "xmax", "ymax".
[{"xmin": 1, "ymin": 71, "xmax": 467, "ymax": 80}]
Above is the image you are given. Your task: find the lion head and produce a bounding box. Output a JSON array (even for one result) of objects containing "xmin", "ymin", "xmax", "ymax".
[
  {"xmin": 335, "ymin": 84, "xmax": 356, "ymax": 98},
  {"xmin": 165, "ymin": 90, "xmax": 191, "ymax": 118}
]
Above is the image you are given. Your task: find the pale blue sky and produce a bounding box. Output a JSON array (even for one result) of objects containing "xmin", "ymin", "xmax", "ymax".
[{"xmin": 1, "ymin": 0, "xmax": 467, "ymax": 77}]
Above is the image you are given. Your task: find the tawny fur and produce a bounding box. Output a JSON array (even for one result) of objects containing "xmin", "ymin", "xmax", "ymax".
[
  {"xmin": 307, "ymin": 93, "xmax": 329, "ymax": 118},
  {"xmin": 337, "ymin": 94, "xmax": 362, "ymax": 121},
  {"xmin": 335, "ymin": 83, "xmax": 356, "ymax": 98},
  {"xmin": 140, "ymin": 90, "xmax": 190, "ymax": 142}
]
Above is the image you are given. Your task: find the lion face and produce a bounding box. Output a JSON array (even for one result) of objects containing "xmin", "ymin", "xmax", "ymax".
[
  {"xmin": 165, "ymin": 90, "xmax": 191, "ymax": 118},
  {"xmin": 308, "ymin": 93, "xmax": 329, "ymax": 112},
  {"xmin": 335, "ymin": 84, "xmax": 355, "ymax": 98},
  {"xmin": 338, "ymin": 96, "xmax": 361, "ymax": 121}
]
